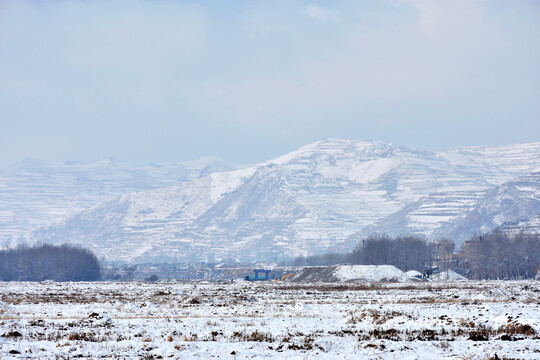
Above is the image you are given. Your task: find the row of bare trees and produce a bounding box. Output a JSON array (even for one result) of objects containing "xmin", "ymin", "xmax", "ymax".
[
  {"xmin": 290, "ymin": 231, "xmax": 540, "ymax": 279},
  {"xmin": 462, "ymin": 231, "xmax": 539, "ymax": 280},
  {"xmin": 290, "ymin": 234, "xmax": 434, "ymax": 272},
  {"xmin": 0, "ymin": 243, "xmax": 101, "ymax": 281},
  {"xmin": 355, "ymin": 234, "xmax": 432, "ymax": 271}
]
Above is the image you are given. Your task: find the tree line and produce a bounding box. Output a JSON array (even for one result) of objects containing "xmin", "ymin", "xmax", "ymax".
[
  {"xmin": 0, "ymin": 243, "xmax": 101, "ymax": 281},
  {"xmin": 463, "ymin": 231, "xmax": 539, "ymax": 280},
  {"xmin": 289, "ymin": 231, "xmax": 540, "ymax": 280},
  {"xmin": 290, "ymin": 234, "xmax": 435, "ymax": 273}
]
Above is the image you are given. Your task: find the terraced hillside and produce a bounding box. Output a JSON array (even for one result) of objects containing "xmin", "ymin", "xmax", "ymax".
[
  {"xmin": 26, "ymin": 139, "xmax": 540, "ymax": 263},
  {"xmin": 0, "ymin": 157, "xmax": 240, "ymax": 247}
]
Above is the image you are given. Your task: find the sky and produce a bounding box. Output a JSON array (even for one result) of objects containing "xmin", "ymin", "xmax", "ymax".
[{"xmin": 1, "ymin": 0, "xmax": 539, "ymax": 169}]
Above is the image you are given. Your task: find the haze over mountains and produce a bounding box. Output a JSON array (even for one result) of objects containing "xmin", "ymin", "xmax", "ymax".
[
  {"xmin": 0, "ymin": 157, "xmax": 242, "ymax": 248},
  {"xmin": 2, "ymin": 139, "xmax": 539, "ymax": 264}
]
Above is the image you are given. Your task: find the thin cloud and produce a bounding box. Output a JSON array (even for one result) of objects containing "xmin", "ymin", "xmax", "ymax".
[
  {"xmin": 305, "ymin": 4, "xmax": 338, "ymax": 21},
  {"xmin": 0, "ymin": 0, "xmax": 538, "ymax": 168}
]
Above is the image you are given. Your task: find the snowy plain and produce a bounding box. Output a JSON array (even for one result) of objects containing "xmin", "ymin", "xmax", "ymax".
[{"xmin": 0, "ymin": 280, "xmax": 539, "ymax": 359}]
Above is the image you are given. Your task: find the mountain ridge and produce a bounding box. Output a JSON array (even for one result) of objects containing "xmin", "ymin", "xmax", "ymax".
[
  {"xmin": 0, "ymin": 157, "xmax": 243, "ymax": 247},
  {"xmin": 4, "ymin": 138, "xmax": 540, "ymax": 262},
  {"xmin": 15, "ymin": 139, "xmax": 539, "ymax": 263}
]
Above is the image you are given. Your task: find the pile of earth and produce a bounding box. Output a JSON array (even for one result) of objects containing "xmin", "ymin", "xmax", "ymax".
[{"xmin": 286, "ymin": 265, "xmax": 409, "ymax": 283}]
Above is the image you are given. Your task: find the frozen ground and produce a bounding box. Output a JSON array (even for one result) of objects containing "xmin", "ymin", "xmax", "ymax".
[{"xmin": 0, "ymin": 280, "xmax": 539, "ymax": 359}]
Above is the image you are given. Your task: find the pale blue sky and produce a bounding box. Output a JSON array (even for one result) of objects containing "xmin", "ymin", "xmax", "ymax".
[{"xmin": 1, "ymin": 0, "xmax": 539, "ymax": 169}]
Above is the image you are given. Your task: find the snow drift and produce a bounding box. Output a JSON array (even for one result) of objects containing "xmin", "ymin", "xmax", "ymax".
[{"xmin": 431, "ymin": 269, "xmax": 468, "ymax": 281}]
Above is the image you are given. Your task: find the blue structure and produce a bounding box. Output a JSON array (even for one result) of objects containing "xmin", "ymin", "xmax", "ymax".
[{"xmin": 245, "ymin": 269, "xmax": 271, "ymax": 281}]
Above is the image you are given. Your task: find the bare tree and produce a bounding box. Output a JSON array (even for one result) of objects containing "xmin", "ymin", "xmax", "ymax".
[
  {"xmin": 0, "ymin": 244, "xmax": 101, "ymax": 281},
  {"xmin": 463, "ymin": 231, "xmax": 539, "ymax": 279}
]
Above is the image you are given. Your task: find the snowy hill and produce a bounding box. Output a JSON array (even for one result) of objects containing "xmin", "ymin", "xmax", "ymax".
[
  {"xmin": 0, "ymin": 157, "xmax": 241, "ymax": 247},
  {"xmin": 431, "ymin": 269, "xmax": 467, "ymax": 281},
  {"xmin": 21, "ymin": 139, "xmax": 540, "ymax": 263},
  {"xmin": 431, "ymin": 171, "xmax": 540, "ymax": 242},
  {"xmin": 497, "ymin": 215, "xmax": 540, "ymax": 236},
  {"xmin": 286, "ymin": 265, "xmax": 408, "ymax": 283}
]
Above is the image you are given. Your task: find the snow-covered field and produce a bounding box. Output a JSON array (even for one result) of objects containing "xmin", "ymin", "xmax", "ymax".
[{"xmin": 1, "ymin": 281, "xmax": 539, "ymax": 359}]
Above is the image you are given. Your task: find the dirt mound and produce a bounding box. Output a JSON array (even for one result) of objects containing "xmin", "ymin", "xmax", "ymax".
[{"xmin": 287, "ymin": 265, "xmax": 408, "ymax": 283}]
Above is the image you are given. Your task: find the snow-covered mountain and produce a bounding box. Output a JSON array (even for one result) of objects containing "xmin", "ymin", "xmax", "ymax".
[
  {"xmin": 431, "ymin": 171, "xmax": 540, "ymax": 241},
  {"xmin": 0, "ymin": 157, "xmax": 241, "ymax": 247},
  {"xmin": 23, "ymin": 139, "xmax": 540, "ymax": 263}
]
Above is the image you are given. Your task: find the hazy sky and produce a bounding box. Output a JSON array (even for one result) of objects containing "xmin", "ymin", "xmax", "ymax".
[{"xmin": 1, "ymin": 0, "xmax": 539, "ymax": 169}]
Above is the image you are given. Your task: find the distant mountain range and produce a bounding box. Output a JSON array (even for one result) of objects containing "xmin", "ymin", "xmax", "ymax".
[
  {"xmin": 2, "ymin": 139, "xmax": 539, "ymax": 264},
  {"xmin": 0, "ymin": 157, "xmax": 242, "ymax": 247}
]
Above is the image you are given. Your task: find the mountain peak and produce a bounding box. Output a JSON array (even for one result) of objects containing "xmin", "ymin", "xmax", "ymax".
[
  {"xmin": 268, "ymin": 138, "xmax": 400, "ymax": 166},
  {"xmin": 4, "ymin": 140, "xmax": 540, "ymax": 263}
]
